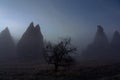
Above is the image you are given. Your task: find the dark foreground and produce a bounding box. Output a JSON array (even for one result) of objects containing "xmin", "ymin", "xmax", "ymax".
[{"xmin": 0, "ymin": 63, "xmax": 120, "ymax": 80}]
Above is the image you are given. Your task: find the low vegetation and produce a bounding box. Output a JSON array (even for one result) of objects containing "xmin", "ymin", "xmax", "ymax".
[{"xmin": 0, "ymin": 63, "xmax": 120, "ymax": 80}]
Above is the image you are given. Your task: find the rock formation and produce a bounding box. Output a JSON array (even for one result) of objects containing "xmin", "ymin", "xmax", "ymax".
[
  {"xmin": 110, "ymin": 31, "xmax": 120, "ymax": 60},
  {"xmin": 93, "ymin": 25, "xmax": 109, "ymax": 47},
  {"xmin": 81, "ymin": 25, "xmax": 110, "ymax": 61},
  {"xmin": 17, "ymin": 22, "xmax": 45, "ymax": 62},
  {"xmin": 0, "ymin": 27, "xmax": 15, "ymax": 61},
  {"xmin": 111, "ymin": 31, "xmax": 120, "ymax": 47}
]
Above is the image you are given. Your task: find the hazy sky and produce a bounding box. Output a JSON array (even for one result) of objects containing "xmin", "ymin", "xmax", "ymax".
[{"xmin": 0, "ymin": 0, "xmax": 120, "ymax": 47}]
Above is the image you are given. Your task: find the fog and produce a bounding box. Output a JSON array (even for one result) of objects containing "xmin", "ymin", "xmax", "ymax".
[
  {"xmin": 0, "ymin": 0, "xmax": 120, "ymax": 62},
  {"xmin": 0, "ymin": 0, "xmax": 120, "ymax": 46},
  {"xmin": 0, "ymin": 0, "xmax": 120, "ymax": 79}
]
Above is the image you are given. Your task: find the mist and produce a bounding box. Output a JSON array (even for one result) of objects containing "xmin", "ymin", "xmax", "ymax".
[
  {"xmin": 0, "ymin": 0, "xmax": 120, "ymax": 79},
  {"xmin": 0, "ymin": 0, "xmax": 120, "ymax": 45}
]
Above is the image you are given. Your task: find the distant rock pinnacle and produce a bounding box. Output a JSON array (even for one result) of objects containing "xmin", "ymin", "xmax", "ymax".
[{"xmin": 17, "ymin": 22, "xmax": 45, "ymax": 63}]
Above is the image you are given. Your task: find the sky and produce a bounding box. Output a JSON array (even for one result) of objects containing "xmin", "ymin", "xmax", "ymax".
[{"xmin": 0, "ymin": 0, "xmax": 120, "ymax": 48}]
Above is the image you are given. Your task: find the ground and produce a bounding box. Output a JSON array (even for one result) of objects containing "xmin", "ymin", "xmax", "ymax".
[{"xmin": 0, "ymin": 63, "xmax": 120, "ymax": 80}]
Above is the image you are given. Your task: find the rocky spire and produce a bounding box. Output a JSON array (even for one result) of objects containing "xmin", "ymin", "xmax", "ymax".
[
  {"xmin": 25, "ymin": 22, "xmax": 34, "ymax": 35},
  {"xmin": 35, "ymin": 24, "xmax": 40, "ymax": 32},
  {"xmin": 28, "ymin": 22, "xmax": 34, "ymax": 30},
  {"xmin": 17, "ymin": 22, "xmax": 45, "ymax": 63},
  {"xmin": 0, "ymin": 27, "xmax": 15, "ymax": 61},
  {"xmin": 0, "ymin": 27, "xmax": 11, "ymax": 38},
  {"xmin": 35, "ymin": 24, "xmax": 43, "ymax": 39},
  {"xmin": 93, "ymin": 25, "xmax": 109, "ymax": 47},
  {"xmin": 0, "ymin": 27, "xmax": 14, "ymax": 45},
  {"xmin": 81, "ymin": 25, "xmax": 110, "ymax": 61},
  {"xmin": 111, "ymin": 31, "xmax": 120, "ymax": 47}
]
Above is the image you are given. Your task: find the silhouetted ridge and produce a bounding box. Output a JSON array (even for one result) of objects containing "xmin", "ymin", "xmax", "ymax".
[
  {"xmin": 94, "ymin": 25, "xmax": 109, "ymax": 47},
  {"xmin": 17, "ymin": 22, "xmax": 45, "ymax": 63},
  {"xmin": 27, "ymin": 22, "xmax": 34, "ymax": 31},
  {"xmin": 110, "ymin": 31, "xmax": 120, "ymax": 60},
  {"xmin": 35, "ymin": 24, "xmax": 41, "ymax": 32},
  {"xmin": 111, "ymin": 31, "xmax": 120, "ymax": 47},
  {"xmin": 0, "ymin": 27, "xmax": 15, "ymax": 61},
  {"xmin": 81, "ymin": 25, "xmax": 110, "ymax": 61},
  {"xmin": 0, "ymin": 27, "xmax": 11, "ymax": 39}
]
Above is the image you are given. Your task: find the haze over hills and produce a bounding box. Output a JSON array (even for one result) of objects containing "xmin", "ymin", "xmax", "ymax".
[
  {"xmin": 110, "ymin": 31, "xmax": 120, "ymax": 61},
  {"xmin": 0, "ymin": 27, "xmax": 15, "ymax": 62},
  {"xmin": 0, "ymin": 22, "xmax": 45, "ymax": 63},
  {"xmin": 0, "ymin": 23, "xmax": 120, "ymax": 64},
  {"xmin": 81, "ymin": 25, "xmax": 120, "ymax": 63},
  {"xmin": 17, "ymin": 22, "xmax": 45, "ymax": 63}
]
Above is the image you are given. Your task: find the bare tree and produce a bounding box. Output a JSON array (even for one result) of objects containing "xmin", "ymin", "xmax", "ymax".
[{"xmin": 44, "ymin": 37, "xmax": 77, "ymax": 72}]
